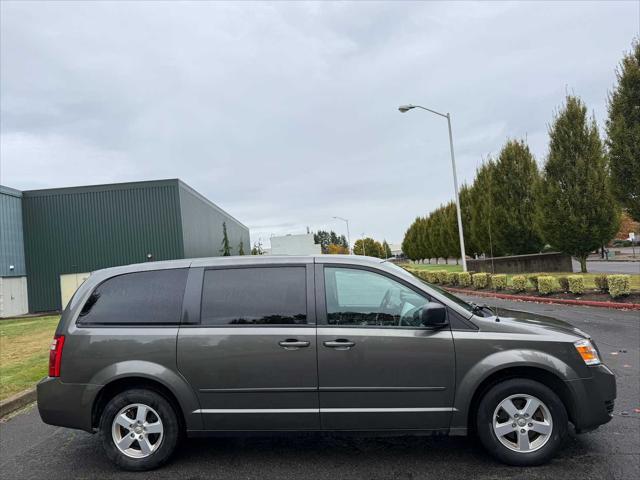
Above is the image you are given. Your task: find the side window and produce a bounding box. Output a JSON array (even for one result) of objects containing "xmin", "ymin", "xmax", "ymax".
[
  {"xmin": 324, "ymin": 267, "xmax": 428, "ymax": 327},
  {"xmin": 77, "ymin": 269, "xmax": 188, "ymax": 326},
  {"xmin": 201, "ymin": 267, "xmax": 307, "ymax": 325}
]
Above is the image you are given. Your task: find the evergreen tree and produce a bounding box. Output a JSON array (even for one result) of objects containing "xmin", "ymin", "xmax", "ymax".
[
  {"xmin": 402, "ymin": 219, "xmax": 421, "ymax": 261},
  {"xmin": 418, "ymin": 216, "xmax": 433, "ymax": 262},
  {"xmin": 606, "ymin": 40, "xmax": 640, "ymax": 221},
  {"xmin": 459, "ymin": 184, "xmax": 479, "ymax": 258},
  {"xmin": 238, "ymin": 240, "xmax": 245, "ymax": 256},
  {"xmin": 444, "ymin": 202, "xmax": 460, "ymax": 263},
  {"xmin": 220, "ymin": 221, "xmax": 231, "ymax": 256},
  {"xmin": 382, "ymin": 240, "xmax": 393, "ymax": 258},
  {"xmin": 314, "ymin": 230, "xmax": 347, "ymax": 253},
  {"xmin": 469, "ymin": 160, "xmax": 501, "ymax": 257},
  {"xmin": 491, "ymin": 139, "xmax": 544, "ymax": 254},
  {"xmin": 537, "ymin": 96, "xmax": 620, "ymax": 272},
  {"xmin": 431, "ymin": 206, "xmax": 449, "ymax": 263}
]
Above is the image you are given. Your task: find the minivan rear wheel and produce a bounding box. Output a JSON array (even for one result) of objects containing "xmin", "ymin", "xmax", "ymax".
[
  {"xmin": 99, "ymin": 389, "xmax": 180, "ymax": 471},
  {"xmin": 476, "ymin": 378, "xmax": 568, "ymax": 466}
]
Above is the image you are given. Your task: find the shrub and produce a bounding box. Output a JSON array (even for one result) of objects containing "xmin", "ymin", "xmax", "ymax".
[
  {"xmin": 511, "ymin": 275, "xmax": 528, "ymax": 292},
  {"xmin": 472, "ymin": 273, "xmax": 490, "ymax": 289},
  {"xmin": 537, "ymin": 275, "xmax": 558, "ymax": 295},
  {"xmin": 458, "ymin": 272, "xmax": 472, "ymax": 287},
  {"xmin": 424, "ymin": 271, "xmax": 439, "ymax": 284},
  {"xmin": 491, "ymin": 274, "xmax": 507, "ymax": 290},
  {"xmin": 436, "ymin": 270, "xmax": 449, "ymax": 284},
  {"xmin": 608, "ymin": 275, "xmax": 631, "ymax": 298},
  {"xmin": 567, "ymin": 275, "xmax": 585, "ymax": 295},
  {"xmin": 594, "ymin": 274, "xmax": 608, "ymax": 292},
  {"xmin": 446, "ymin": 272, "xmax": 459, "ymax": 286},
  {"xmin": 528, "ymin": 274, "xmax": 540, "ymax": 290},
  {"xmin": 557, "ymin": 276, "xmax": 569, "ymax": 292}
]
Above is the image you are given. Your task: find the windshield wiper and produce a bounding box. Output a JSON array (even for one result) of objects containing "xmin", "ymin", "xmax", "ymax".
[{"xmin": 470, "ymin": 302, "xmax": 498, "ymax": 319}]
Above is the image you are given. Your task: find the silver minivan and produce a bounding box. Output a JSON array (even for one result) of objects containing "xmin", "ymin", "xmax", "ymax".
[{"xmin": 38, "ymin": 255, "xmax": 616, "ymax": 471}]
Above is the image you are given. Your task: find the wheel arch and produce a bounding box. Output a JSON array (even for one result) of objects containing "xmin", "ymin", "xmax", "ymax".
[
  {"xmin": 465, "ymin": 366, "xmax": 576, "ymax": 434},
  {"xmin": 92, "ymin": 377, "xmax": 184, "ymax": 430}
]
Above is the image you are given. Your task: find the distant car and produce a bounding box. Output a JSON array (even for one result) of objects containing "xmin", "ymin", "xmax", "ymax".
[{"xmin": 38, "ymin": 255, "xmax": 615, "ymax": 470}]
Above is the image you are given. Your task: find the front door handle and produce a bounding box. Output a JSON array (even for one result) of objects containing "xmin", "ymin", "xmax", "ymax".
[
  {"xmin": 278, "ymin": 339, "xmax": 310, "ymax": 350},
  {"xmin": 323, "ymin": 339, "xmax": 355, "ymax": 350}
]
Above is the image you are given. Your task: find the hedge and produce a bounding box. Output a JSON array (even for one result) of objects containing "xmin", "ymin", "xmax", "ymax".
[
  {"xmin": 608, "ymin": 275, "xmax": 631, "ymax": 298},
  {"xmin": 528, "ymin": 274, "xmax": 540, "ymax": 290},
  {"xmin": 594, "ymin": 274, "xmax": 608, "ymax": 292},
  {"xmin": 472, "ymin": 273, "xmax": 490, "ymax": 289},
  {"xmin": 511, "ymin": 275, "xmax": 527, "ymax": 292},
  {"xmin": 458, "ymin": 272, "xmax": 472, "ymax": 287},
  {"xmin": 567, "ymin": 275, "xmax": 585, "ymax": 295},
  {"xmin": 557, "ymin": 275, "xmax": 569, "ymax": 292},
  {"xmin": 490, "ymin": 274, "xmax": 507, "ymax": 290},
  {"xmin": 424, "ymin": 271, "xmax": 439, "ymax": 284},
  {"xmin": 445, "ymin": 272, "xmax": 459, "ymax": 286},
  {"xmin": 537, "ymin": 275, "xmax": 558, "ymax": 295},
  {"xmin": 436, "ymin": 270, "xmax": 449, "ymax": 284}
]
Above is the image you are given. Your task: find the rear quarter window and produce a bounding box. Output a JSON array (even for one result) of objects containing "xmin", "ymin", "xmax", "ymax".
[{"xmin": 77, "ymin": 269, "xmax": 188, "ymax": 326}]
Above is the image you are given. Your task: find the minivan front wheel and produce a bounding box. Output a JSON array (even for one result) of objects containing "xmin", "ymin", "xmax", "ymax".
[
  {"xmin": 476, "ymin": 378, "xmax": 568, "ymax": 466},
  {"xmin": 99, "ymin": 389, "xmax": 180, "ymax": 471}
]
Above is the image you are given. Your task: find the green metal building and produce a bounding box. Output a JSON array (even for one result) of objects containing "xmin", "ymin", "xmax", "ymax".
[{"xmin": 19, "ymin": 179, "xmax": 249, "ymax": 312}]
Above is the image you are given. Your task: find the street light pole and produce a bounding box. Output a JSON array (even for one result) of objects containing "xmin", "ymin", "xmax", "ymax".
[
  {"xmin": 361, "ymin": 233, "xmax": 366, "ymax": 256},
  {"xmin": 332, "ymin": 216, "xmax": 352, "ymax": 254},
  {"xmin": 398, "ymin": 104, "xmax": 468, "ymax": 272}
]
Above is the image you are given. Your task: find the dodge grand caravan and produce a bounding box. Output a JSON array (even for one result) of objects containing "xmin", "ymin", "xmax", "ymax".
[{"xmin": 37, "ymin": 255, "xmax": 616, "ymax": 470}]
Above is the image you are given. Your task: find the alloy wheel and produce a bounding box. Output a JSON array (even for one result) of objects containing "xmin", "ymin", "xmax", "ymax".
[
  {"xmin": 492, "ymin": 393, "xmax": 553, "ymax": 453},
  {"xmin": 111, "ymin": 403, "xmax": 164, "ymax": 459}
]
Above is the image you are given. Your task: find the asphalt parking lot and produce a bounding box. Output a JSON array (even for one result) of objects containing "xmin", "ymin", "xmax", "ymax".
[{"xmin": 1, "ymin": 296, "xmax": 638, "ymax": 480}]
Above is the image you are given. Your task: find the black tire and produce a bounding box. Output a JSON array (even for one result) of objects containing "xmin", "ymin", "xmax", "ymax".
[
  {"xmin": 476, "ymin": 378, "xmax": 568, "ymax": 466},
  {"xmin": 99, "ymin": 388, "xmax": 180, "ymax": 471}
]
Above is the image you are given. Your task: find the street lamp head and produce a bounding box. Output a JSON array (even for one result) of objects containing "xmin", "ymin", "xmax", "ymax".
[{"xmin": 398, "ymin": 104, "xmax": 416, "ymax": 113}]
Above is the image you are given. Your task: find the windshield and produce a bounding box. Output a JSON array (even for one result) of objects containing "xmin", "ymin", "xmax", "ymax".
[{"xmin": 382, "ymin": 262, "xmax": 476, "ymax": 314}]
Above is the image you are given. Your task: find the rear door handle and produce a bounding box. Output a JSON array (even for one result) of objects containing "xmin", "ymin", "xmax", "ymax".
[
  {"xmin": 323, "ymin": 339, "xmax": 355, "ymax": 350},
  {"xmin": 278, "ymin": 339, "xmax": 310, "ymax": 350}
]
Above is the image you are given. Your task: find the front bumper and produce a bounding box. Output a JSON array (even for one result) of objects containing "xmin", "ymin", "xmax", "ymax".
[
  {"xmin": 37, "ymin": 377, "xmax": 101, "ymax": 433},
  {"xmin": 565, "ymin": 364, "xmax": 616, "ymax": 433}
]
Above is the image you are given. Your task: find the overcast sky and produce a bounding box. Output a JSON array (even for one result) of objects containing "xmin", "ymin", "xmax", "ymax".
[{"xmin": 1, "ymin": 1, "xmax": 638, "ymax": 248}]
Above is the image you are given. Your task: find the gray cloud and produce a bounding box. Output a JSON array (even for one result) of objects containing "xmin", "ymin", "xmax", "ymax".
[{"xmin": 1, "ymin": 1, "xmax": 637, "ymax": 247}]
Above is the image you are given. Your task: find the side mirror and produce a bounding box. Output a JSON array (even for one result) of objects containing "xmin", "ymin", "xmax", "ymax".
[{"xmin": 420, "ymin": 302, "xmax": 448, "ymax": 328}]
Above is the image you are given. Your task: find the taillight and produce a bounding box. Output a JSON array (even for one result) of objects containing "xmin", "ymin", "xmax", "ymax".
[{"xmin": 49, "ymin": 335, "xmax": 65, "ymax": 377}]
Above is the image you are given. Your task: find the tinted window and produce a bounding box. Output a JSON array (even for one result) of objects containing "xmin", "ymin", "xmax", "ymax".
[
  {"xmin": 77, "ymin": 269, "xmax": 188, "ymax": 325},
  {"xmin": 201, "ymin": 267, "xmax": 307, "ymax": 325},
  {"xmin": 324, "ymin": 267, "xmax": 428, "ymax": 327}
]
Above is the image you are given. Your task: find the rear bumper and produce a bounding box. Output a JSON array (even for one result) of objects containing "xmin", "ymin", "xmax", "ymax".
[
  {"xmin": 37, "ymin": 377, "xmax": 100, "ymax": 433},
  {"xmin": 566, "ymin": 364, "xmax": 616, "ymax": 433}
]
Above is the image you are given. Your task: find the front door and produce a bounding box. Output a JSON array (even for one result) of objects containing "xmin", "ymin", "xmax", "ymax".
[
  {"xmin": 177, "ymin": 263, "xmax": 319, "ymax": 431},
  {"xmin": 316, "ymin": 265, "xmax": 455, "ymax": 431}
]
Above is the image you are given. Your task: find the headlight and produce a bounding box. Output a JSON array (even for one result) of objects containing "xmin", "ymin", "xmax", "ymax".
[{"xmin": 574, "ymin": 339, "xmax": 601, "ymax": 365}]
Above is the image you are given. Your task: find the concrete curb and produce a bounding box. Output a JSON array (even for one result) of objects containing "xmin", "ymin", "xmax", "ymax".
[
  {"xmin": 444, "ymin": 287, "xmax": 640, "ymax": 311},
  {"xmin": 0, "ymin": 388, "xmax": 36, "ymax": 418}
]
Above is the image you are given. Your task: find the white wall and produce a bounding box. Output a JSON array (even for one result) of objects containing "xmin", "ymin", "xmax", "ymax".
[
  {"xmin": 0, "ymin": 276, "xmax": 29, "ymax": 318},
  {"xmin": 269, "ymin": 234, "xmax": 322, "ymax": 256}
]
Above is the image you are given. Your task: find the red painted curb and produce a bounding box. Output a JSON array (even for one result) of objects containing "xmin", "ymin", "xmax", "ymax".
[{"xmin": 444, "ymin": 287, "xmax": 640, "ymax": 311}]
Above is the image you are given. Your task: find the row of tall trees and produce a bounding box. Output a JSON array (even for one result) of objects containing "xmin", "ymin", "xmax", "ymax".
[{"xmin": 402, "ymin": 39, "xmax": 638, "ymax": 272}]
